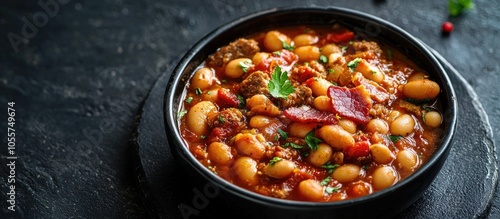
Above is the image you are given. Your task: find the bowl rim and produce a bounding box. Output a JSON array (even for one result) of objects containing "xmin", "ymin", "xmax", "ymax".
[{"xmin": 164, "ymin": 5, "xmax": 458, "ymax": 208}]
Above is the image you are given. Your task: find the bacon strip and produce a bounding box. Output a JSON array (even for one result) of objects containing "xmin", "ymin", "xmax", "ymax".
[
  {"xmin": 352, "ymin": 73, "xmax": 389, "ymax": 103},
  {"xmin": 327, "ymin": 85, "xmax": 372, "ymax": 124},
  {"xmin": 283, "ymin": 106, "xmax": 338, "ymax": 125}
]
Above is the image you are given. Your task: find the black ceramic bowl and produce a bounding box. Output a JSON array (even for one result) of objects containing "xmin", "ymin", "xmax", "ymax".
[{"xmin": 164, "ymin": 6, "xmax": 457, "ymax": 219}]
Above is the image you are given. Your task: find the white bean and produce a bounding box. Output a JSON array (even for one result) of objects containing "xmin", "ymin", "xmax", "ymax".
[
  {"xmin": 289, "ymin": 122, "xmax": 316, "ymax": 138},
  {"xmin": 372, "ymin": 166, "xmax": 398, "ymax": 190},
  {"xmin": 331, "ymin": 164, "xmax": 361, "ymax": 183},
  {"xmin": 207, "ymin": 142, "xmax": 233, "ymax": 165},
  {"xmin": 365, "ymin": 118, "xmax": 389, "ymax": 134},
  {"xmin": 318, "ymin": 125, "xmax": 354, "ymax": 150},
  {"xmin": 298, "ymin": 179, "xmax": 324, "ymax": 201},
  {"xmin": 191, "ymin": 67, "xmax": 215, "ymax": 90},
  {"xmin": 424, "ymin": 111, "xmax": 442, "ymax": 128},
  {"xmin": 307, "ymin": 143, "xmax": 333, "ymax": 167},
  {"xmin": 232, "ymin": 156, "xmax": 259, "ymax": 186},
  {"xmin": 186, "ymin": 101, "xmax": 217, "ymax": 136},
  {"xmin": 225, "ymin": 58, "xmax": 252, "ymax": 78},
  {"xmin": 390, "ymin": 114, "xmax": 415, "ymax": 136},
  {"xmin": 264, "ymin": 30, "xmax": 291, "ymax": 51},
  {"xmin": 396, "ymin": 149, "xmax": 419, "ymax": 172},
  {"xmin": 264, "ymin": 159, "xmax": 295, "ymax": 178},
  {"xmin": 234, "ymin": 133, "xmax": 266, "ymax": 160},
  {"xmin": 370, "ymin": 143, "xmax": 394, "ymax": 164},
  {"xmin": 403, "ymin": 79, "xmax": 440, "ymax": 100}
]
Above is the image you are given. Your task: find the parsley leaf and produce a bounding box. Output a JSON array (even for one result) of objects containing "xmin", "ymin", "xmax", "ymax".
[
  {"xmin": 269, "ymin": 157, "xmax": 283, "ymax": 166},
  {"xmin": 238, "ymin": 61, "xmax": 251, "ymax": 73},
  {"xmin": 319, "ymin": 55, "xmax": 328, "ymax": 63},
  {"xmin": 404, "ymin": 98, "xmax": 432, "ymax": 106},
  {"xmin": 305, "ymin": 131, "xmax": 322, "ymax": 151},
  {"xmin": 185, "ymin": 96, "xmax": 193, "ymax": 104},
  {"xmin": 178, "ymin": 110, "xmax": 187, "ymax": 119},
  {"xmin": 237, "ymin": 95, "xmax": 246, "ymax": 108},
  {"xmin": 218, "ymin": 115, "xmax": 225, "ymax": 124},
  {"xmin": 449, "ymin": 0, "xmax": 474, "ymax": 16},
  {"xmin": 320, "ymin": 176, "xmax": 331, "ymax": 186},
  {"xmin": 388, "ymin": 135, "xmax": 403, "ymax": 143},
  {"xmin": 325, "ymin": 187, "xmax": 339, "ymax": 194},
  {"xmin": 386, "ymin": 49, "xmax": 392, "ymax": 60},
  {"xmin": 195, "ymin": 88, "xmax": 203, "ymax": 95},
  {"xmin": 283, "ymin": 142, "xmax": 305, "ymax": 149},
  {"xmin": 322, "ymin": 163, "xmax": 340, "ymax": 174},
  {"xmin": 277, "ymin": 129, "xmax": 289, "ymax": 140},
  {"xmin": 347, "ymin": 58, "xmax": 362, "ymax": 72},
  {"xmin": 282, "ymin": 40, "xmax": 295, "ymax": 51},
  {"xmin": 268, "ymin": 66, "xmax": 295, "ymax": 99}
]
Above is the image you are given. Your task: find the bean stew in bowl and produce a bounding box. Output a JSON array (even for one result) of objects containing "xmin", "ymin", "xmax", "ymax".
[{"xmin": 165, "ymin": 6, "xmax": 456, "ymax": 218}]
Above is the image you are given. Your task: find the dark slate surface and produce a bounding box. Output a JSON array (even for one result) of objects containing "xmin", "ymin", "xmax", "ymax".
[{"xmin": 0, "ymin": 0, "xmax": 498, "ymax": 218}]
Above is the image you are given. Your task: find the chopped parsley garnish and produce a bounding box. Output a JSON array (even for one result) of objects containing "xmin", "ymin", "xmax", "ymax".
[
  {"xmin": 178, "ymin": 110, "xmax": 187, "ymax": 119},
  {"xmin": 449, "ymin": 0, "xmax": 474, "ymax": 16},
  {"xmin": 325, "ymin": 186, "xmax": 339, "ymax": 194},
  {"xmin": 221, "ymin": 79, "xmax": 227, "ymax": 83},
  {"xmin": 238, "ymin": 61, "xmax": 251, "ymax": 73},
  {"xmin": 388, "ymin": 135, "xmax": 403, "ymax": 143},
  {"xmin": 320, "ymin": 176, "xmax": 331, "ymax": 186},
  {"xmin": 218, "ymin": 115, "xmax": 225, "ymax": 124},
  {"xmin": 283, "ymin": 142, "xmax": 305, "ymax": 149},
  {"xmin": 371, "ymin": 70, "xmax": 378, "ymax": 75},
  {"xmin": 349, "ymin": 41, "xmax": 354, "ymax": 45},
  {"xmin": 319, "ymin": 55, "xmax": 328, "ymax": 63},
  {"xmin": 237, "ymin": 95, "xmax": 246, "ymax": 108},
  {"xmin": 404, "ymin": 98, "xmax": 432, "ymax": 106},
  {"xmin": 322, "ymin": 163, "xmax": 340, "ymax": 174},
  {"xmin": 200, "ymin": 135, "xmax": 207, "ymax": 140},
  {"xmin": 305, "ymin": 131, "xmax": 322, "ymax": 151},
  {"xmin": 269, "ymin": 157, "xmax": 283, "ymax": 166},
  {"xmin": 386, "ymin": 49, "xmax": 392, "ymax": 60},
  {"xmin": 268, "ymin": 66, "xmax": 295, "ymax": 99},
  {"xmin": 282, "ymin": 40, "xmax": 295, "ymax": 51},
  {"xmin": 363, "ymin": 165, "xmax": 370, "ymax": 170},
  {"xmin": 185, "ymin": 96, "xmax": 193, "ymax": 104},
  {"xmin": 277, "ymin": 129, "xmax": 289, "ymax": 140},
  {"xmin": 341, "ymin": 46, "xmax": 348, "ymax": 51},
  {"xmin": 347, "ymin": 58, "xmax": 362, "ymax": 72},
  {"xmin": 195, "ymin": 88, "xmax": 203, "ymax": 95},
  {"xmin": 328, "ymin": 69, "xmax": 335, "ymax": 74},
  {"xmin": 423, "ymin": 106, "xmax": 433, "ymax": 112},
  {"xmin": 273, "ymin": 51, "xmax": 281, "ymax": 56}
]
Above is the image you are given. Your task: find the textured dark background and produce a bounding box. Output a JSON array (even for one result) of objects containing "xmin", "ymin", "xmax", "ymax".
[{"xmin": 0, "ymin": 0, "xmax": 498, "ymax": 218}]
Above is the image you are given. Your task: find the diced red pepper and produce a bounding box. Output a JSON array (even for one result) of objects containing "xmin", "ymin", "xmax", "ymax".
[
  {"xmin": 344, "ymin": 141, "xmax": 370, "ymax": 158},
  {"xmin": 325, "ymin": 30, "xmax": 355, "ymax": 43},
  {"xmin": 217, "ymin": 88, "xmax": 240, "ymax": 108}
]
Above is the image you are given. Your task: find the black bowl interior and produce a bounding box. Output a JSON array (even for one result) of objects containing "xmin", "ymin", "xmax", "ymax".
[{"xmin": 164, "ymin": 6, "xmax": 457, "ymax": 218}]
